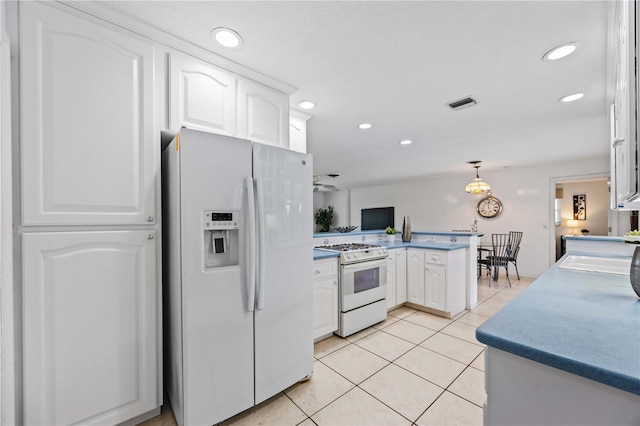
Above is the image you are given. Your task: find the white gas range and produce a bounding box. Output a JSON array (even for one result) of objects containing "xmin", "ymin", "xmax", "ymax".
[{"xmin": 314, "ymin": 243, "xmax": 389, "ymax": 337}]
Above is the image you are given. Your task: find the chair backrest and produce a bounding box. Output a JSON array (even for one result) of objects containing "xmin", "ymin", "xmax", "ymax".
[
  {"xmin": 491, "ymin": 233, "xmax": 511, "ymax": 265},
  {"xmin": 508, "ymin": 231, "xmax": 523, "ymax": 260}
]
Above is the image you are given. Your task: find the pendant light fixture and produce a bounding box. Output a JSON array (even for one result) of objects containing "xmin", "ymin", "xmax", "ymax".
[{"xmin": 465, "ymin": 161, "xmax": 491, "ymax": 194}]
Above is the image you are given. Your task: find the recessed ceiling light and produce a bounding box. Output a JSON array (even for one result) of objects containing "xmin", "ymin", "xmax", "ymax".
[
  {"xmin": 211, "ymin": 27, "xmax": 243, "ymax": 49},
  {"xmin": 298, "ymin": 101, "xmax": 316, "ymax": 110},
  {"xmin": 559, "ymin": 93, "xmax": 584, "ymax": 103},
  {"xmin": 543, "ymin": 42, "xmax": 580, "ymax": 61},
  {"xmin": 358, "ymin": 123, "xmax": 372, "ymax": 130},
  {"xmin": 399, "ymin": 139, "xmax": 412, "ymax": 145}
]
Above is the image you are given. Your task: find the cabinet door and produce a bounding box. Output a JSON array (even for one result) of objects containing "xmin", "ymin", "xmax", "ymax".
[
  {"xmin": 406, "ymin": 250, "xmax": 425, "ymax": 305},
  {"xmin": 313, "ymin": 277, "xmax": 338, "ymax": 339},
  {"xmin": 612, "ymin": 0, "xmax": 638, "ymax": 204},
  {"xmin": 424, "ymin": 264, "xmax": 447, "ymax": 311},
  {"xmin": 22, "ymin": 231, "xmax": 158, "ymax": 425},
  {"xmin": 238, "ymin": 79, "xmax": 289, "ymax": 148},
  {"xmin": 289, "ymin": 113, "xmax": 308, "ymax": 153},
  {"xmin": 386, "ymin": 251, "xmax": 397, "ymax": 309},
  {"xmin": 169, "ymin": 52, "xmax": 237, "ymax": 135},
  {"xmin": 395, "ymin": 250, "xmax": 407, "ymax": 304},
  {"xmin": 20, "ymin": 2, "xmax": 156, "ymax": 225}
]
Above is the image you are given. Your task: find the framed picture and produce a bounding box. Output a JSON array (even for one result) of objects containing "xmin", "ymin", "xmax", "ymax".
[{"xmin": 573, "ymin": 194, "xmax": 586, "ymax": 220}]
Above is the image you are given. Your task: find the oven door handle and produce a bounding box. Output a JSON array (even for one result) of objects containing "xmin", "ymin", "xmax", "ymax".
[{"xmin": 342, "ymin": 257, "xmax": 389, "ymax": 273}]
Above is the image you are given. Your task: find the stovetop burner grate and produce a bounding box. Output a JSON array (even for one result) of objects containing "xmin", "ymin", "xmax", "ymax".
[{"xmin": 314, "ymin": 243, "xmax": 382, "ymax": 252}]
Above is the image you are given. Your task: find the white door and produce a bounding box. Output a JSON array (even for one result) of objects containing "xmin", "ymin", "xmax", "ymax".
[
  {"xmin": 396, "ymin": 250, "xmax": 407, "ymax": 304},
  {"xmin": 313, "ymin": 277, "xmax": 338, "ymax": 339},
  {"xmin": 253, "ymin": 143, "xmax": 313, "ymax": 404},
  {"xmin": 22, "ymin": 231, "xmax": 157, "ymax": 425},
  {"xmin": 20, "ymin": 2, "xmax": 156, "ymax": 226},
  {"xmin": 424, "ymin": 264, "xmax": 447, "ymax": 311},
  {"xmin": 407, "ymin": 250, "xmax": 425, "ymax": 305},
  {"xmin": 169, "ymin": 52, "xmax": 237, "ymax": 135},
  {"xmin": 238, "ymin": 79, "xmax": 289, "ymax": 148}
]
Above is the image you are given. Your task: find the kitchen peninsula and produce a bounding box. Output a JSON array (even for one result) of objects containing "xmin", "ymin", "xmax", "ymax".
[
  {"xmin": 476, "ymin": 249, "xmax": 640, "ymax": 425},
  {"xmin": 312, "ymin": 230, "xmax": 481, "ymax": 340},
  {"xmin": 314, "ymin": 230, "xmax": 480, "ymax": 308}
]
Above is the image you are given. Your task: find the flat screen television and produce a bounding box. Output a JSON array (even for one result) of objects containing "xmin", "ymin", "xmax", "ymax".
[{"xmin": 361, "ymin": 207, "xmax": 395, "ymax": 230}]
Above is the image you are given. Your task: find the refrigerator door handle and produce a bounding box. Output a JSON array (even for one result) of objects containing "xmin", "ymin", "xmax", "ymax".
[
  {"xmin": 246, "ymin": 176, "xmax": 257, "ymax": 312},
  {"xmin": 255, "ymin": 178, "xmax": 267, "ymax": 310}
]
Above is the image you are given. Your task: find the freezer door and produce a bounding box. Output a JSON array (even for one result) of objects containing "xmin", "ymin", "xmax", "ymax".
[
  {"xmin": 175, "ymin": 129, "xmax": 255, "ymax": 425},
  {"xmin": 252, "ymin": 143, "xmax": 314, "ymax": 403}
]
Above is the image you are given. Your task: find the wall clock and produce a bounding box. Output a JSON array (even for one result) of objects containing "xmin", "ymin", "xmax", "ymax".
[{"xmin": 477, "ymin": 193, "xmax": 503, "ymax": 218}]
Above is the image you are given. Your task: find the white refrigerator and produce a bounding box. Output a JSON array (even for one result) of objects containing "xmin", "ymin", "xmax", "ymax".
[{"xmin": 162, "ymin": 128, "xmax": 314, "ymax": 425}]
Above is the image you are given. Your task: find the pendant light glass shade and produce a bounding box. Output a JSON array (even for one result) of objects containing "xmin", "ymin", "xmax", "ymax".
[
  {"xmin": 465, "ymin": 179, "xmax": 491, "ymax": 194},
  {"xmin": 465, "ymin": 161, "xmax": 491, "ymax": 194}
]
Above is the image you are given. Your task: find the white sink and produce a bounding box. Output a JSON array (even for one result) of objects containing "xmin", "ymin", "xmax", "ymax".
[{"xmin": 558, "ymin": 255, "xmax": 631, "ymax": 275}]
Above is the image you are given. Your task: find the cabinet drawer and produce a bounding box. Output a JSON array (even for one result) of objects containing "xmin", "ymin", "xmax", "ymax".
[
  {"xmin": 313, "ymin": 259, "xmax": 338, "ymax": 280},
  {"xmin": 423, "ymin": 250, "xmax": 446, "ymax": 265}
]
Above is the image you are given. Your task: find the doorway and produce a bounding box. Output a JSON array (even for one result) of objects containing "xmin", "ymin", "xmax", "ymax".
[{"xmin": 549, "ymin": 174, "xmax": 627, "ymax": 263}]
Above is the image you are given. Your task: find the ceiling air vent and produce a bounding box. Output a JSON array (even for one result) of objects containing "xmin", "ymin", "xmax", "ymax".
[{"xmin": 448, "ymin": 96, "xmax": 477, "ymax": 111}]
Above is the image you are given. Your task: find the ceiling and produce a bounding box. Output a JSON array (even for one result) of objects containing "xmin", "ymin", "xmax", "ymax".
[{"xmin": 102, "ymin": 0, "xmax": 612, "ymax": 189}]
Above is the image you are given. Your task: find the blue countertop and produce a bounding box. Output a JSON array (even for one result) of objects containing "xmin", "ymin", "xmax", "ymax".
[
  {"xmin": 562, "ymin": 235, "xmax": 624, "ymax": 242},
  {"xmin": 313, "ymin": 230, "xmax": 483, "ymax": 238},
  {"xmin": 476, "ymin": 255, "xmax": 640, "ymax": 395},
  {"xmin": 313, "ymin": 241, "xmax": 468, "ymax": 260},
  {"xmin": 313, "ymin": 249, "xmax": 339, "ymax": 260},
  {"xmin": 380, "ymin": 241, "xmax": 468, "ymax": 250}
]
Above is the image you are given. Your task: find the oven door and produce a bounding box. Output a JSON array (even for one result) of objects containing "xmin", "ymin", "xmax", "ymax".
[{"xmin": 341, "ymin": 258, "xmax": 387, "ymax": 312}]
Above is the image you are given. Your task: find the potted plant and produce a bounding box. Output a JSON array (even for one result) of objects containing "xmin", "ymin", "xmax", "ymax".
[
  {"xmin": 315, "ymin": 206, "xmax": 334, "ymax": 232},
  {"xmin": 386, "ymin": 226, "xmax": 396, "ymax": 242}
]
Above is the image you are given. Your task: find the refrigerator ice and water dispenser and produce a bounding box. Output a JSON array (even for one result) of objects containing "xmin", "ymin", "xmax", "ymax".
[{"xmin": 203, "ymin": 210, "xmax": 240, "ymax": 269}]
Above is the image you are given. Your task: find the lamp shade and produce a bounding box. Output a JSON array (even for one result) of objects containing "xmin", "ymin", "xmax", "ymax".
[
  {"xmin": 465, "ymin": 179, "xmax": 491, "ymax": 194},
  {"xmin": 465, "ymin": 161, "xmax": 491, "ymax": 194},
  {"xmin": 567, "ymin": 219, "xmax": 579, "ymax": 228}
]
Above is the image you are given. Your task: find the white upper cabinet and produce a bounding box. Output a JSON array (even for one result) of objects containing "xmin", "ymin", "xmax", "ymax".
[
  {"xmin": 169, "ymin": 52, "xmax": 237, "ymax": 135},
  {"xmin": 610, "ymin": 0, "xmax": 639, "ymax": 209},
  {"xmin": 289, "ymin": 109, "xmax": 311, "ymax": 154},
  {"xmin": 20, "ymin": 1, "xmax": 156, "ymax": 225},
  {"xmin": 22, "ymin": 231, "xmax": 158, "ymax": 425},
  {"xmin": 238, "ymin": 79, "xmax": 289, "ymax": 148}
]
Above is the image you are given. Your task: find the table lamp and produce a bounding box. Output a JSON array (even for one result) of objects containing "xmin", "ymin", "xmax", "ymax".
[{"xmin": 567, "ymin": 219, "xmax": 579, "ymax": 235}]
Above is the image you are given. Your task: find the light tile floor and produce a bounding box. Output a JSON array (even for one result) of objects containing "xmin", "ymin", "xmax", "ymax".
[{"xmin": 143, "ymin": 275, "xmax": 534, "ymax": 426}]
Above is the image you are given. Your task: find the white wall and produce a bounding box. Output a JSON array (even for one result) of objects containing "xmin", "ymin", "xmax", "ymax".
[
  {"xmin": 324, "ymin": 190, "xmax": 350, "ymax": 227},
  {"xmin": 345, "ymin": 156, "xmax": 609, "ymax": 277}
]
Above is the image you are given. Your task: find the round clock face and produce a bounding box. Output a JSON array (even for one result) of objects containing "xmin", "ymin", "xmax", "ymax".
[{"xmin": 477, "ymin": 196, "xmax": 503, "ymax": 218}]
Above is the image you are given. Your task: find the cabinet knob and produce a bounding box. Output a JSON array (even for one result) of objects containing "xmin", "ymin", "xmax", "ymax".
[
  {"xmin": 315, "ymin": 270, "xmax": 321, "ymax": 274},
  {"xmin": 146, "ymin": 215, "xmax": 154, "ymax": 222},
  {"xmin": 147, "ymin": 233, "xmax": 154, "ymax": 240}
]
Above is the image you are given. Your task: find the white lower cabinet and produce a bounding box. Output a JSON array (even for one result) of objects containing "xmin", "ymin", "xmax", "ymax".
[
  {"xmin": 424, "ymin": 264, "xmax": 446, "ymax": 311},
  {"xmin": 407, "ymin": 249, "xmax": 426, "ymax": 305},
  {"xmin": 312, "ymin": 258, "xmax": 338, "ymax": 340},
  {"xmin": 485, "ymin": 347, "xmax": 640, "ymax": 425},
  {"xmin": 22, "ymin": 231, "xmax": 158, "ymax": 425},
  {"xmin": 395, "ymin": 250, "xmax": 407, "ymax": 304},
  {"xmin": 406, "ymin": 248, "xmax": 466, "ymax": 317},
  {"xmin": 387, "ymin": 249, "xmax": 408, "ymax": 310}
]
